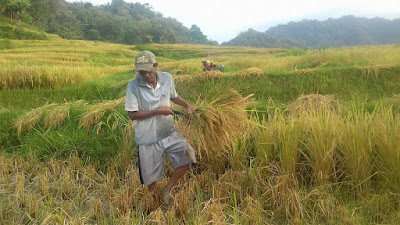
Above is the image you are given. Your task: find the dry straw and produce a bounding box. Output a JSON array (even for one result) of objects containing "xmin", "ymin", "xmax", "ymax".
[
  {"xmin": 177, "ymin": 89, "xmax": 253, "ymax": 159},
  {"xmin": 235, "ymin": 67, "xmax": 264, "ymax": 77},
  {"xmin": 286, "ymin": 94, "xmax": 342, "ymax": 117}
]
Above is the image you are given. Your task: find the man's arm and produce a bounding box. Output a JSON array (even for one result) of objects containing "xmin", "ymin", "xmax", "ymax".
[
  {"xmin": 128, "ymin": 106, "xmax": 174, "ymax": 121},
  {"xmin": 171, "ymin": 96, "xmax": 194, "ymax": 113}
]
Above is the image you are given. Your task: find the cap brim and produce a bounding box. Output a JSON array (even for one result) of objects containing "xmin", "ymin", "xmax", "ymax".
[{"xmin": 135, "ymin": 64, "xmax": 153, "ymax": 72}]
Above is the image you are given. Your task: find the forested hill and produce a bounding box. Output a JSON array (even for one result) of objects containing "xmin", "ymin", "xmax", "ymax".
[
  {"xmin": 223, "ymin": 15, "xmax": 400, "ymax": 49},
  {"xmin": 266, "ymin": 15, "xmax": 400, "ymax": 48},
  {"xmin": 221, "ymin": 28, "xmax": 302, "ymax": 48},
  {"xmin": 0, "ymin": 0, "xmax": 216, "ymax": 45}
]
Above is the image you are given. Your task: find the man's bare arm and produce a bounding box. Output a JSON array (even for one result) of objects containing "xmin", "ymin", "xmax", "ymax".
[{"xmin": 128, "ymin": 106, "xmax": 174, "ymax": 121}]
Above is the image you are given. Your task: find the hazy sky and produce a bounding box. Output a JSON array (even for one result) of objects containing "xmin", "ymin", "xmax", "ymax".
[{"xmin": 66, "ymin": 0, "xmax": 399, "ymax": 43}]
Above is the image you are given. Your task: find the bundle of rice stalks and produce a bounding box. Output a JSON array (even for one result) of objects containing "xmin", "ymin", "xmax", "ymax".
[
  {"xmin": 44, "ymin": 100, "xmax": 85, "ymax": 130},
  {"xmin": 177, "ymin": 89, "xmax": 253, "ymax": 159},
  {"xmin": 79, "ymin": 97, "xmax": 125, "ymax": 130},
  {"xmin": 235, "ymin": 67, "xmax": 264, "ymax": 78},
  {"xmin": 14, "ymin": 103, "xmax": 56, "ymax": 136},
  {"xmin": 286, "ymin": 94, "xmax": 342, "ymax": 117}
]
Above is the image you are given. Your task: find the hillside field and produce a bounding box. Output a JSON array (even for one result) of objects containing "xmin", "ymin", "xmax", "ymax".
[{"xmin": 0, "ymin": 39, "xmax": 400, "ymax": 224}]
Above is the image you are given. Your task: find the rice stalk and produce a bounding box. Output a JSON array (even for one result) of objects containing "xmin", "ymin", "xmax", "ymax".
[
  {"xmin": 372, "ymin": 108, "xmax": 400, "ymax": 193},
  {"xmin": 89, "ymin": 198, "xmax": 103, "ymax": 221},
  {"xmin": 177, "ymin": 89, "xmax": 253, "ymax": 160},
  {"xmin": 44, "ymin": 100, "xmax": 86, "ymax": 130},
  {"xmin": 79, "ymin": 97, "xmax": 125, "ymax": 130},
  {"xmin": 302, "ymin": 110, "xmax": 341, "ymax": 185},
  {"xmin": 15, "ymin": 172, "xmax": 26, "ymax": 207},
  {"xmin": 340, "ymin": 110, "xmax": 373, "ymax": 194},
  {"xmin": 14, "ymin": 103, "xmax": 57, "ymax": 136},
  {"xmin": 275, "ymin": 114, "xmax": 303, "ymax": 175}
]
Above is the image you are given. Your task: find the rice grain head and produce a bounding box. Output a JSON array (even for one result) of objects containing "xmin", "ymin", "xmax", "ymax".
[{"xmin": 14, "ymin": 103, "xmax": 57, "ymax": 136}]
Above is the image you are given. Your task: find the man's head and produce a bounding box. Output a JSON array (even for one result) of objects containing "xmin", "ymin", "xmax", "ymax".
[
  {"xmin": 135, "ymin": 51, "xmax": 157, "ymax": 72},
  {"xmin": 135, "ymin": 51, "xmax": 158, "ymax": 84}
]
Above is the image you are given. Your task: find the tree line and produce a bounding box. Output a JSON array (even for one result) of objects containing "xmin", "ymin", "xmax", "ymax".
[{"xmin": 0, "ymin": 0, "xmax": 216, "ymax": 45}]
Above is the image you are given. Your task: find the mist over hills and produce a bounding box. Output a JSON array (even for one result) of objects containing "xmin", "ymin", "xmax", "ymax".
[{"xmin": 223, "ymin": 15, "xmax": 400, "ymax": 49}]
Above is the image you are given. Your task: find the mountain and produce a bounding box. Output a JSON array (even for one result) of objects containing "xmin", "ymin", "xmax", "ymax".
[
  {"xmin": 224, "ymin": 15, "xmax": 400, "ymax": 49},
  {"xmin": 221, "ymin": 28, "xmax": 302, "ymax": 48}
]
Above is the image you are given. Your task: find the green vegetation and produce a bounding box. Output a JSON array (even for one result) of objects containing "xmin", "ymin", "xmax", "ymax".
[
  {"xmin": 1, "ymin": 39, "xmax": 400, "ymax": 224},
  {"xmin": 0, "ymin": 0, "xmax": 211, "ymax": 45}
]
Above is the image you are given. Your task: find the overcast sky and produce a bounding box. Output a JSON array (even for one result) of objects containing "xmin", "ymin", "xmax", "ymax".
[{"xmin": 66, "ymin": 0, "xmax": 399, "ymax": 43}]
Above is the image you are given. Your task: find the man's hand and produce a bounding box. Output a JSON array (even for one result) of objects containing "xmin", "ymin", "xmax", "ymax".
[{"xmin": 186, "ymin": 105, "xmax": 194, "ymax": 114}]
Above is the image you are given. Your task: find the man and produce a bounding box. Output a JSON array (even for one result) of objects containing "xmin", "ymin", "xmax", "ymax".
[{"xmin": 125, "ymin": 51, "xmax": 196, "ymax": 207}]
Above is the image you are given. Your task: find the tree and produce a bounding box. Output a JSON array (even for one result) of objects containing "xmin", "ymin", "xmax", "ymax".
[
  {"xmin": 189, "ymin": 24, "xmax": 208, "ymax": 44},
  {"xmin": 7, "ymin": 0, "xmax": 31, "ymax": 31}
]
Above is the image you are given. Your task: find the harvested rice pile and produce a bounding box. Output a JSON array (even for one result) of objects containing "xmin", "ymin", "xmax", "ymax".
[
  {"xmin": 235, "ymin": 67, "xmax": 264, "ymax": 77},
  {"xmin": 177, "ymin": 89, "xmax": 253, "ymax": 159},
  {"xmin": 286, "ymin": 94, "xmax": 342, "ymax": 116}
]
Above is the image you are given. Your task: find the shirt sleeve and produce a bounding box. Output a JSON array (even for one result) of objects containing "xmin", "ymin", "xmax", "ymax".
[
  {"xmin": 170, "ymin": 75, "xmax": 178, "ymax": 99},
  {"xmin": 125, "ymin": 81, "xmax": 139, "ymax": 112}
]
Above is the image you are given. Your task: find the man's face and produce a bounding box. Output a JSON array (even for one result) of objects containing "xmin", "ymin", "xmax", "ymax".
[{"xmin": 138, "ymin": 65, "xmax": 156, "ymax": 84}]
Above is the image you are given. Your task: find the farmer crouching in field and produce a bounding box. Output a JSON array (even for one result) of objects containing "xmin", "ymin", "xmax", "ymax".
[{"xmin": 125, "ymin": 51, "xmax": 196, "ymax": 208}]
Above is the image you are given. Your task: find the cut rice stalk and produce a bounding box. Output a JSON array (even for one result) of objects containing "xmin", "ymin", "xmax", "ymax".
[{"xmin": 177, "ymin": 89, "xmax": 253, "ymax": 159}]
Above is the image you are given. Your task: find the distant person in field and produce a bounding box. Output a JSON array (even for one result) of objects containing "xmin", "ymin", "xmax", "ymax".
[{"xmin": 125, "ymin": 51, "xmax": 196, "ymax": 208}]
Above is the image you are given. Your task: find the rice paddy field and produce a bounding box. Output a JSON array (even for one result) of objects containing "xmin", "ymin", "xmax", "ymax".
[{"xmin": 1, "ymin": 38, "xmax": 400, "ymax": 224}]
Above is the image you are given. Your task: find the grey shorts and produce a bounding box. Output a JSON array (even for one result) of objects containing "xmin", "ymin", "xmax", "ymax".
[{"xmin": 138, "ymin": 131, "xmax": 196, "ymax": 185}]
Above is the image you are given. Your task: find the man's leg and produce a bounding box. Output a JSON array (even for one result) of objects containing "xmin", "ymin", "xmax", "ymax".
[
  {"xmin": 161, "ymin": 165, "xmax": 190, "ymax": 205},
  {"xmin": 165, "ymin": 165, "xmax": 190, "ymax": 192}
]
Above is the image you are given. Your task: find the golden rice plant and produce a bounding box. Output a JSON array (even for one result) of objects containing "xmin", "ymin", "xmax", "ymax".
[
  {"xmin": 234, "ymin": 67, "xmax": 264, "ymax": 77},
  {"xmin": 176, "ymin": 89, "xmax": 253, "ymax": 159},
  {"xmin": 302, "ymin": 110, "xmax": 341, "ymax": 185},
  {"xmin": 239, "ymin": 195, "xmax": 266, "ymax": 224},
  {"xmin": 339, "ymin": 110, "xmax": 373, "ymax": 194},
  {"xmin": 200, "ymin": 201, "xmax": 228, "ymax": 224},
  {"xmin": 253, "ymin": 115, "xmax": 278, "ymax": 167},
  {"xmin": 13, "ymin": 103, "xmax": 56, "ymax": 136},
  {"xmin": 79, "ymin": 97, "xmax": 126, "ymax": 130},
  {"xmin": 372, "ymin": 108, "xmax": 400, "ymax": 193},
  {"xmin": 268, "ymin": 112, "xmax": 304, "ymax": 175},
  {"xmin": 44, "ymin": 100, "xmax": 85, "ymax": 130},
  {"xmin": 286, "ymin": 94, "xmax": 342, "ymax": 117}
]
